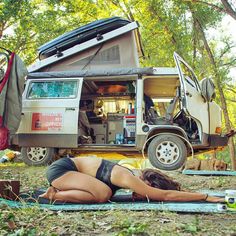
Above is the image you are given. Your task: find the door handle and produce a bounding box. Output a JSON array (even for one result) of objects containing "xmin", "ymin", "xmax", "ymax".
[
  {"xmin": 65, "ymin": 108, "xmax": 75, "ymax": 111},
  {"xmin": 186, "ymin": 91, "xmax": 192, "ymax": 97}
]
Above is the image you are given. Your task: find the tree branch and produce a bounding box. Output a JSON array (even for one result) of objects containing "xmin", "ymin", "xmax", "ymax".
[
  {"xmin": 191, "ymin": 0, "xmax": 228, "ymax": 13},
  {"xmin": 221, "ymin": 0, "xmax": 236, "ymax": 20},
  {"xmin": 147, "ymin": 3, "xmax": 177, "ymax": 45},
  {"xmin": 191, "ymin": 0, "xmax": 236, "ymax": 21},
  {"xmin": 226, "ymin": 86, "xmax": 236, "ymax": 94},
  {"xmin": 221, "ymin": 58, "xmax": 236, "ymax": 67},
  {"xmin": 226, "ymin": 98, "xmax": 236, "ymax": 102},
  {"xmin": 219, "ymin": 43, "xmax": 235, "ymax": 59}
]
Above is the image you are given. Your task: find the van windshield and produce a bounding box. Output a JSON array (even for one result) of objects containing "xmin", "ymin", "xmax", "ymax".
[{"xmin": 27, "ymin": 80, "xmax": 78, "ymax": 99}]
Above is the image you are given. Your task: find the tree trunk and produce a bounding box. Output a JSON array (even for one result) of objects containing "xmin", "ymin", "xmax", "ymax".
[
  {"xmin": 192, "ymin": 0, "xmax": 236, "ymax": 21},
  {"xmin": 221, "ymin": 0, "xmax": 236, "ymax": 21},
  {"xmin": 190, "ymin": 6, "xmax": 236, "ymax": 169},
  {"xmin": 217, "ymin": 81, "xmax": 236, "ymax": 169}
]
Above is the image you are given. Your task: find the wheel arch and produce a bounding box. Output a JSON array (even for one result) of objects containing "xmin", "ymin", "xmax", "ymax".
[{"xmin": 147, "ymin": 126, "xmax": 188, "ymax": 140}]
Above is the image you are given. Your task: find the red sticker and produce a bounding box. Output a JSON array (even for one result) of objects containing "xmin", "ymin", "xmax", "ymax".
[{"xmin": 32, "ymin": 113, "xmax": 63, "ymax": 131}]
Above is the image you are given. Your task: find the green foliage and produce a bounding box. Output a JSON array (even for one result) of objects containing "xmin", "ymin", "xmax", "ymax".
[
  {"xmin": 177, "ymin": 216, "xmax": 200, "ymax": 234},
  {"xmin": 0, "ymin": 0, "xmax": 235, "ymax": 154},
  {"xmin": 8, "ymin": 227, "xmax": 37, "ymax": 236},
  {"xmin": 113, "ymin": 218, "xmax": 148, "ymax": 236},
  {"xmin": 0, "ymin": 0, "xmax": 102, "ymax": 64}
]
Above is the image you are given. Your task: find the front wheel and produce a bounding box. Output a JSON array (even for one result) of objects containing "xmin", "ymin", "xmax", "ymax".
[
  {"xmin": 21, "ymin": 147, "xmax": 55, "ymax": 166},
  {"xmin": 147, "ymin": 134, "xmax": 187, "ymax": 170}
]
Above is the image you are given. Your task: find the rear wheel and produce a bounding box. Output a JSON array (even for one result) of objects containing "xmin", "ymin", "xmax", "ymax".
[
  {"xmin": 147, "ymin": 134, "xmax": 187, "ymax": 170},
  {"xmin": 21, "ymin": 147, "xmax": 55, "ymax": 166}
]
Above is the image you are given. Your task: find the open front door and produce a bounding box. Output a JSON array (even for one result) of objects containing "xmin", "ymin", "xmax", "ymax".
[
  {"xmin": 173, "ymin": 52, "xmax": 209, "ymax": 136},
  {"xmin": 17, "ymin": 77, "xmax": 83, "ymax": 148}
]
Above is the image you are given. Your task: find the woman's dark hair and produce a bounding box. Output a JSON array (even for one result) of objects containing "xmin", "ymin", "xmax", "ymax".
[{"xmin": 141, "ymin": 168, "xmax": 181, "ymax": 191}]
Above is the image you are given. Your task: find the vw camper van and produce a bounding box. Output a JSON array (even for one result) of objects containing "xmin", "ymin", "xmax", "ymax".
[
  {"xmin": 3, "ymin": 17, "xmax": 228, "ymax": 170},
  {"xmin": 14, "ymin": 53, "xmax": 228, "ymax": 170}
]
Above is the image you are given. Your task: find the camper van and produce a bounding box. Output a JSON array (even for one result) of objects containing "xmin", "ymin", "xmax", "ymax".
[
  {"xmin": 14, "ymin": 53, "xmax": 228, "ymax": 170},
  {"xmin": 3, "ymin": 17, "xmax": 229, "ymax": 170}
]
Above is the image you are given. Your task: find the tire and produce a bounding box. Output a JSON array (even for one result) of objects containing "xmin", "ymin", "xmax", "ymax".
[
  {"xmin": 21, "ymin": 147, "xmax": 55, "ymax": 166},
  {"xmin": 147, "ymin": 134, "xmax": 187, "ymax": 171}
]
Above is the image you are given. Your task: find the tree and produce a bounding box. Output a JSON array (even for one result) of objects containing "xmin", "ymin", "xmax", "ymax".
[
  {"xmin": 1, "ymin": 0, "xmax": 235, "ymax": 167},
  {"xmin": 187, "ymin": 2, "xmax": 236, "ymax": 169},
  {"xmin": 190, "ymin": 0, "xmax": 236, "ymax": 21},
  {"xmin": 0, "ymin": 0, "xmax": 101, "ymax": 64}
]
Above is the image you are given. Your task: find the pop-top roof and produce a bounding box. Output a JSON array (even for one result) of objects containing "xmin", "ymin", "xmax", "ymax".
[{"xmin": 38, "ymin": 17, "xmax": 131, "ymax": 60}]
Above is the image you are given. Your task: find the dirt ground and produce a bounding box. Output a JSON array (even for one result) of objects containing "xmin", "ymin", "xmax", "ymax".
[{"xmin": 0, "ymin": 162, "xmax": 236, "ymax": 236}]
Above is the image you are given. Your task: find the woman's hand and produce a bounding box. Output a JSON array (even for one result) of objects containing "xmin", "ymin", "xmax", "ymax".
[
  {"xmin": 205, "ymin": 195, "xmax": 225, "ymax": 203},
  {"xmin": 132, "ymin": 192, "xmax": 147, "ymax": 201}
]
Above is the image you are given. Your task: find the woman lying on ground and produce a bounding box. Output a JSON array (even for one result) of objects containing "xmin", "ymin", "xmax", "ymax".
[{"xmin": 40, "ymin": 157, "xmax": 223, "ymax": 203}]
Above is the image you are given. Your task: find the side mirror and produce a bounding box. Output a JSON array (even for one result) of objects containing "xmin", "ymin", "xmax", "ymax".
[
  {"xmin": 199, "ymin": 78, "xmax": 216, "ymax": 102},
  {"xmin": 0, "ymin": 52, "xmax": 9, "ymax": 82}
]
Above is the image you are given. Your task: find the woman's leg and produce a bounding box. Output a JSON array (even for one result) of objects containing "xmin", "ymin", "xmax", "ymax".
[
  {"xmin": 42, "ymin": 171, "xmax": 112, "ymax": 203},
  {"xmin": 40, "ymin": 186, "xmax": 97, "ymax": 203},
  {"xmin": 52, "ymin": 189, "xmax": 98, "ymax": 203}
]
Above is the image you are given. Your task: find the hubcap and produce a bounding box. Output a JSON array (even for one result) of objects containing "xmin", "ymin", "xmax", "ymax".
[
  {"xmin": 27, "ymin": 147, "xmax": 48, "ymax": 163},
  {"xmin": 155, "ymin": 141, "xmax": 180, "ymax": 165}
]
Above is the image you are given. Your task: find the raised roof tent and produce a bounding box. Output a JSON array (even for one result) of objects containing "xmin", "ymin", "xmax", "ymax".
[
  {"xmin": 38, "ymin": 17, "xmax": 131, "ymax": 59},
  {"xmin": 29, "ymin": 17, "xmax": 143, "ymax": 73}
]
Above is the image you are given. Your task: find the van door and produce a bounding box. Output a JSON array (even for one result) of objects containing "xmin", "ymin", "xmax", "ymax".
[
  {"xmin": 173, "ymin": 52, "xmax": 209, "ymax": 137},
  {"xmin": 17, "ymin": 78, "xmax": 83, "ymax": 147}
]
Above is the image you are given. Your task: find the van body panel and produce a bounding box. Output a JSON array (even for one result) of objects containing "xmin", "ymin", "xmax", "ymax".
[
  {"xmin": 147, "ymin": 125, "xmax": 188, "ymax": 139},
  {"xmin": 209, "ymin": 101, "xmax": 222, "ymax": 134},
  {"xmin": 17, "ymin": 77, "xmax": 83, "ymax": 147},
  {"xmin": 17, "ymin": 134, "xmax": 78, "ymax": 147}
]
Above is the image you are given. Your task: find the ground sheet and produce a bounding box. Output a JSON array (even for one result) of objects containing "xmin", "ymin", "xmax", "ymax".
[
  {"xmin": 182, "ymin": 170, "xmax": 236, "ymax": 176},
  {"xmin": 0, "ymin": 189, "xmax": 234, "ymax": 213}
]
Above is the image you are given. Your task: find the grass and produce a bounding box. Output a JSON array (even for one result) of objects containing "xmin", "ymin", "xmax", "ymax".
[{"xmin": 1, "ymin": 162, "xmax": 236, "ymax": 235}]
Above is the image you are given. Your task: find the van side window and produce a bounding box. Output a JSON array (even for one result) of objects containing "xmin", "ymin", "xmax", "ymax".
[{"xmin": 27, "ymin": 80, "xmax": 78, "ymax": 99}]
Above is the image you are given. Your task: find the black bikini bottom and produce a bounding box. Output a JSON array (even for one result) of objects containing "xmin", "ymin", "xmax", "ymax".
[{"xmin": 46, "ymin": 157, "xmax": 78, "ymax": 184}]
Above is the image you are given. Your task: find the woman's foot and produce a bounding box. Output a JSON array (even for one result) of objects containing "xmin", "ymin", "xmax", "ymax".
[{"xmin": 39, "ymin": 187, "xmax": 58, "ymax": 200}]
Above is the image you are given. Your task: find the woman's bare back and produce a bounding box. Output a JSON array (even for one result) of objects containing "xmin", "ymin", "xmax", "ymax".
[
  {"xmin": 71, "ymin": 157, "xmax": 102, "ymax": 177},
  {"xmin": 71, "ymin": 157, "xmax": 134, "ymax": 186}
]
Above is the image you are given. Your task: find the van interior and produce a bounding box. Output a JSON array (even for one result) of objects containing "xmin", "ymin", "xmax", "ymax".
[
  {"xmin": 79, "ymin": 78, "xmax": 136, "ymax": 146},
  {"xmin": 78, "ymin": 75, "xmax": 200, "ymax": 146}
]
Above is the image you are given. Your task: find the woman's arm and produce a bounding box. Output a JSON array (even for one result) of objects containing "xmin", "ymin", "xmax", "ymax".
[{"xmin": 120, "ymin": 173, "xmax": 222, "ymax": 203}]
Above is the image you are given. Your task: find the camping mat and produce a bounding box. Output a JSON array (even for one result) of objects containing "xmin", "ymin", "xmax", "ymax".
[
  {"xmin": 0, "ymin": 189, "xmax": 234, "ymax": 213},
  {"xmin": 182, "ymin": 170, "xmax": 236, "ymax": 176}
]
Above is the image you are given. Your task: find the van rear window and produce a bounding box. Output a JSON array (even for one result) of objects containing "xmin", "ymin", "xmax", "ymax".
[{"xmin": 27, "ymin": 80, "xmax": 78, "ymax": 99}]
